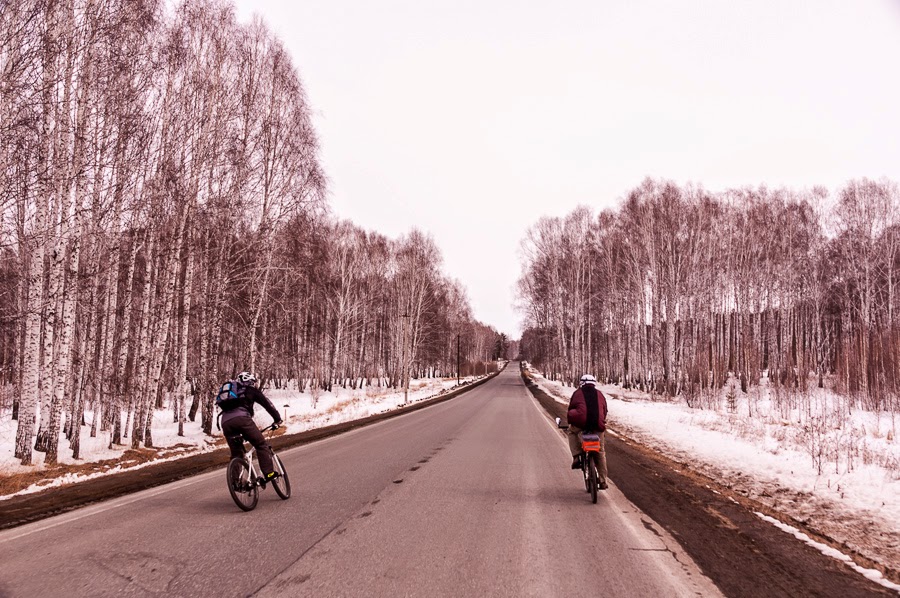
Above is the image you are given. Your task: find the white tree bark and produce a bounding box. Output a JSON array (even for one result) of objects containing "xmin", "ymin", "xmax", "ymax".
[{"xmin": 176, "ymin": 234, "xmax": 194, "ymax": 436}]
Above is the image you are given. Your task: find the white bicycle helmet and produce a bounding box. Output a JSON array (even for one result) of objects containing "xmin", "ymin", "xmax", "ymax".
[
  {"xmin": 237, "ymin": 371, "xmax": 257, "ymax": 386},
  {"xmin": 580, "ymin": 374, "xmax": 597, "ymax": 386}
]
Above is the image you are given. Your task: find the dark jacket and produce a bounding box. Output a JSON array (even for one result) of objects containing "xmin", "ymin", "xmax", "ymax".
[
  {"xmin": 220, "ymin": 384, "xmax": 282, "ymax": 425},
  {"xmin": 567, "ymin": 385, "xmax": 607, "ymax": 432}
]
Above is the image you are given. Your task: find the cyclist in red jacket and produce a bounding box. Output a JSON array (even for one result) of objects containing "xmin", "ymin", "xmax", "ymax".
[{"xmin": 566, "ymin": 374, "xmax": 609, "ymax": 489}]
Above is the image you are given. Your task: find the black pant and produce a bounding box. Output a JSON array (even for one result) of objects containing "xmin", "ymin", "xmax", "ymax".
[{"xmin": 222, "ymin": 415, "xmax": 275, "ymax": 475}]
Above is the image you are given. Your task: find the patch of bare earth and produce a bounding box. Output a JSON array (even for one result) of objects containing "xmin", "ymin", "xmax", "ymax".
[
  {"xmin": 613, "ymin": 419, "xmax": 900, "ymax": 584},
  {"xmin": 0, "ymin": 442, "xmax": 225, "ymax": 498}
]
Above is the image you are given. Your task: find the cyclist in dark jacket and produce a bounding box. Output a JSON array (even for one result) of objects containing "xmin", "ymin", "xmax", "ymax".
[
  {"xmin": 566, "ymin": 374, "xmax": 609, "ymax": 489},
  {"xmin": 221, "ymin": 372, "xmax": 283, "ymax": 482}
]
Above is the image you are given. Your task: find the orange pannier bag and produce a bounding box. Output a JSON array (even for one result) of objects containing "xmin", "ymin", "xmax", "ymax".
[{"xmin": 581, "ymin": 432, "xmax": 602, "ymax": 452}]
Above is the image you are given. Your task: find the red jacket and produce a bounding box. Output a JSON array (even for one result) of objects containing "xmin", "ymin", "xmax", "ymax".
[{"xmin": 567, "ymin": 385, "xmax": 608, "ymax": 432}]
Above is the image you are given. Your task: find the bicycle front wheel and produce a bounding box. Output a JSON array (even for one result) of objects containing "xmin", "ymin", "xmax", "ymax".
[
  {"xmin": 227, "ymin": 458, "xmax": 258, "ymax": 511},
  {"xmin": 272, "ymin": 454, "xmax": 291, "ymax": 500},
  {"xmin": 588, "ymin": 454, "xmax": 598, "ymax": 504}
]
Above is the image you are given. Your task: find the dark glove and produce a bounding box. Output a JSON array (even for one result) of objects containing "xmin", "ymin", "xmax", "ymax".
[{"xmin": 272, "ymin": 420, "xmax": 283, "ymax": 430}]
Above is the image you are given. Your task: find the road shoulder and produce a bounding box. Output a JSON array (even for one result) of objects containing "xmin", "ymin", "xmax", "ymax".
[{"xmin": 521, "ymin": 367, "xmax": 898, "ymax": 597}]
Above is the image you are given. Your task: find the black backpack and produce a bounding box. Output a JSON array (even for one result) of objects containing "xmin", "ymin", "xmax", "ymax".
[{"xmin": 215, "ymin": 379, "xmax": 246, "ymax": 412}]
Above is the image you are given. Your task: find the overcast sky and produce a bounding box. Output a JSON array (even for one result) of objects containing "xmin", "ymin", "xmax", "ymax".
[{"xmin": 233, "ymin": 0, "xmax": 900, "ymax": 338}]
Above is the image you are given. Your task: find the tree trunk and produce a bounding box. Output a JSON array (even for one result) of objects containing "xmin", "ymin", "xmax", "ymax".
[{"xmin": 176, "ymin": 238, "xmax": 194, "ymax": 436}]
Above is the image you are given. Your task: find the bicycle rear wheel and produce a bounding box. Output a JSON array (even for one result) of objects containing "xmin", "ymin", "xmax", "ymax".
[
  {"xmin": 227, "ymin": 458, "xmax": 258, "ymax": 511},
  {"xmin": 272, "ymin": 454, "xmax": 291, "ymax": 500},
  {"xmin": 588, "ymin": 454, "xmax": 598, "ymax": 504}
]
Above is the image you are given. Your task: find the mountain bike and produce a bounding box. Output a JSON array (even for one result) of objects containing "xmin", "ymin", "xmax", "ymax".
[
  {"xmin": 556, "ymin": 417, "xmax": 604, "ymax": 504},
  {"xmin": 226, "ymin": 423, "xmax": 291, "ymax": 511}
]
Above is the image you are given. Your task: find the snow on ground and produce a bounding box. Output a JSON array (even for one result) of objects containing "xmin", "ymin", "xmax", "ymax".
[
  {"xmin": 526, "ymin": 365, "xmax": 900, "ymax": 589},
  {"xmin": 0, "ymin": 374, "xmax": 488, "ymax": 500}
]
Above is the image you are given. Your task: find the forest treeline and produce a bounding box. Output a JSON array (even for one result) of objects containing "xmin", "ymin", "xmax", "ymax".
[
  {"xmin": 517, "ymin": 177, "xmax": 900, "ymax": 415},
  {"xmin": 0, "ymin": 0, "xmax": 503, "ymax": 466}
]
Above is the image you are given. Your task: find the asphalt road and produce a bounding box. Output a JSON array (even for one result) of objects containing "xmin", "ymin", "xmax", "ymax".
[{"xmin": 0, "ymin": 366, "xmax": 719, "ymax": 597}]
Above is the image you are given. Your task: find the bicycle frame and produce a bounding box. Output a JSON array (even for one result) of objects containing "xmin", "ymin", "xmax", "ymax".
[
  {"xmin": 580, "ymin": 433, "xmax": 603, "ymax": 503},
  {"xmin": 230, "ymin": 423, "xmax": 280, "ymax": 489},
  {"xmin": 226, "ymin": 423, "xmax": 291, "ymax": 511},
  {"xmin": 237, "ymin": 428, "xmax": 282, "ymax": 487},
  {"xmin": 242, "ymin": 444, "xmax": 261, "ymax": 484},
  {"xmin": 556, "ymin": 417, "xmax": 603, "ymax": 503}
]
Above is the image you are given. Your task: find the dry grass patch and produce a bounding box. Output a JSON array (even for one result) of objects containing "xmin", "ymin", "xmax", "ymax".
[{"xmin": 0, "ymin": 441, "xmax": 229, "ymax": 498}]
